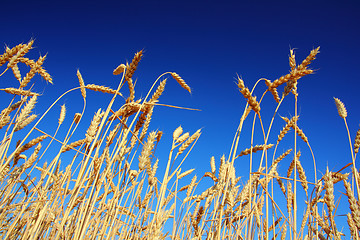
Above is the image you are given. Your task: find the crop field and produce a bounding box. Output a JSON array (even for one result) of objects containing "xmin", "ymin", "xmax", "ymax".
[{"xmin": 0, "ymin": 40, "xmax": 359, "ymax": 239}]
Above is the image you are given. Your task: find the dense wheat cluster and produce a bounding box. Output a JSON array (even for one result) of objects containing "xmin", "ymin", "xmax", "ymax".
[{"xmin": 0, "ymin": 40, "xmax": 359, "ymax": 239}]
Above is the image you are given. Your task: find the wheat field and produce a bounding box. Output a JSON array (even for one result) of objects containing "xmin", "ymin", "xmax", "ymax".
[{"xmin": 0, "ymin": 40, "xmax": 359, "ymax": 239}]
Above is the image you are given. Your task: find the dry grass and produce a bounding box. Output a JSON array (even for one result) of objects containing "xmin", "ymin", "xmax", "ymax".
[{"xmin": 0, "ymin": 40, "xmax": 359, "ymax": 239}]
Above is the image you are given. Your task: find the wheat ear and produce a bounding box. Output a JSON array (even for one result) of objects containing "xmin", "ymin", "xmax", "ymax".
[
  {"xmin": 237, "ymin": 76, "xmax": 261, "ymax": 113},
  {"xmin": 15, "ymin": 95, "xmax": 37, "ymax": 128},
  {"xmin": 14, "ymin": 135, "xmax": 48, "ymax": 159},
  {"xmin": 113, "ymin": 63, "xmax": 126, "ymax": 75},
  {"xmin": 334, "ymin": 97, "xmax": 347, "ymax": 118},
  {"xmin": 77, "ymin": 70, "xmax": 87, "ymax": 99},
  {"xmin": 85, "ymin": 84, "xmax": 123, "ymax": 96},
  {"xmin": 0, "ymin": 43, "xmax": 25, "ymax": 66},
  {"xmin": 61, "ymin": 139, "xmax": 86, "ymax": 153},
  {"xmin": 354, "ymin": 126, "xmax": 360, "ymax": 154},
  {"xmin": 7, "ymin": 40, "xmax": 34, "ymax": 69},
  {"xmin": 171, "ymin": 72, "xmax": 191, "ymax": 93},
  {"xmin": 138, "ymin": 131, "xmax": 156, "ymax": 171},
  {"xmin": 1, "ymin": 88, "xmax": 39, "ymax": 96},
  {"xmin": 236, "ymin": 144, "xmax": 274, "ymax": 158}
]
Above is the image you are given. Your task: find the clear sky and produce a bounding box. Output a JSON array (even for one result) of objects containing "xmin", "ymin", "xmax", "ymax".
[{"xmin": 2, "ymin": 0, "xmax": 360, "ymax": 233}]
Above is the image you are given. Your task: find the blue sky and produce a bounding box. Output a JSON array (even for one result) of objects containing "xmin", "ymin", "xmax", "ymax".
[{"xmin": 2, "ymin": 0, "xmax": 360, "ymax": 232}]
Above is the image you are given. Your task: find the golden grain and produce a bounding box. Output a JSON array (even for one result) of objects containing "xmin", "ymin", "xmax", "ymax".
[
  {"xmin": 58, "ymin": 104, "xmax": 66, "ymax": 125},
  {"xmin": 203, "ymin": 172, "xmax": 218, "ymax": 182},
  {"xmin": 150, "ymin": 79, "xmax": 167, "ymax": 103},
  {"xmin": 73, "ymin": 113, "xmax": 82, "ymax": 124},
  {"xmin": 61, "ymin": 139, "xmax": 86, "ymax": 153},
  {"xmin": 14, "ymin": 135, "xmax": 48, "ymax": 159},
  {"xmin": 1, "ymin": 88, "xmax": 39, "ymax": 96},
  {"xmin": 354, "ymin": 126, "xmax": 360, "ymax": 154},
  {"xmin": 176, "ymin": 129, "xmax": 201, "ymax": 158},
  {"xmin": 20, "ymin": 55, "xmax": 46, "ymax": 88},
  {"xmin": 14, "ymin": 114, "xmax": 37, "ymax": 132},
  {"xmin": 176, "ymin": 132, "xmax": 189, "ymax": 144},
  {"xmin": 187, "ymin": 175, "xmax": 197, "ymax": 197},
  {"xmin": 334, "ymin": 97, "xmax": 347, "ymax": 118},
  {"xmin": 210, "ymin": 156, "xmax": 216, "ymax": 174},
  {"xmin": 15, "ymin": 95, "xmax": 37, "ymax": 127},
  {"xmin": 85, "ymin": 109, "xmax": 103, "ymax": 144},
  {"xmin": 138, "ymin": 131, "xmax": 156, "ymax": 171},
  {"xmin": 343, "ymin": 179, "xmax": 360, "ymax": 230},
  {"xmin": 178, "ymin": 169, "xmax": 195, "ymax": 180},
  {"xmin": 173, "ymin": 126, "xmax": 183, "ymax": 141},
  {"xmin": 323, "ymin": 169, "xmax": 335, "ymax": 215},
  {"xmin": 237, "ymin": 76, "xmax": 261, "ymax": 113},
  {"xmin": 264, "ymin": 79, "xmax": 280, "ymax": 103},
  {"xmin": 113, "ymin": 63, "xmax": 126, "ymax": 75},
  {"xmin": 24, "ymin": 143, "xmax": 41, "ymax": 169},
  {"xmin": 77, "ymin": 70, "xmax": 87, "ymax": 99},
  {"xmin": 0, "ymin": 43, "xmax": 25, "ymax": 66},
  {"xmin": 298, "ymin": 47, "xmax": 320, "ymax": 71},
  {"xmin": 237, "ymin": 144, "xmax": 274, "ymax": 158},
  {"xmin": 170, "ymin": 72, "xmax": 191, "ymax": 93},
  {"xmin": 7, "ymin": 40, "xmax": 34, "ymax": 69},
  {"xmin": 85, "ymin": 84, "xmax": 123, "ymax": 96}
]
